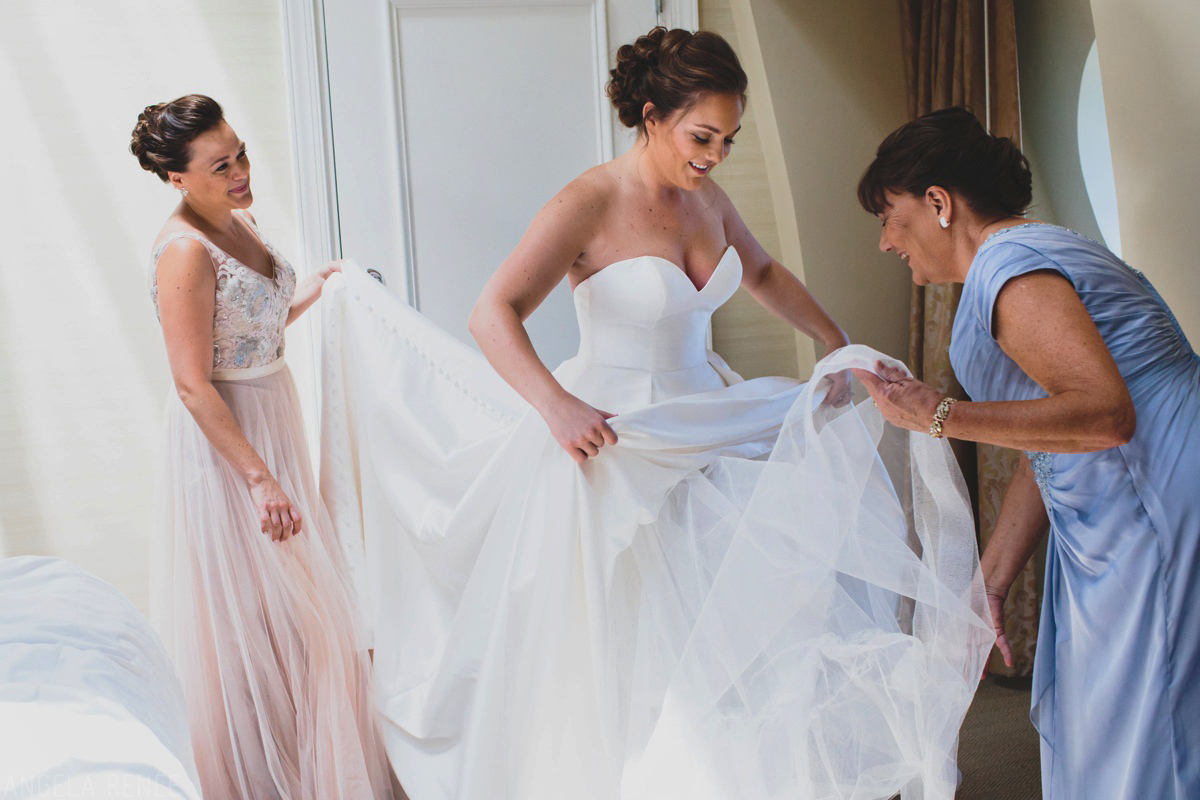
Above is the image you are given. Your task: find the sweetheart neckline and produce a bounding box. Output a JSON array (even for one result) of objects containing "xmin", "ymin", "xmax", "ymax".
[{"xmin": 572, "ymin": 246, "xmax": 738, "ymax": 295}]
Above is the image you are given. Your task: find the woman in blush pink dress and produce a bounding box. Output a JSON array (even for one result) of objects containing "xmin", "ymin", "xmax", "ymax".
[{"xmin": 131, "ymin": 94, "xmax": 394, "ymax": 799}]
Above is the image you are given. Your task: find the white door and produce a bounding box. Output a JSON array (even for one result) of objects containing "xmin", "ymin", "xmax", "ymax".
[{"xmin": 316, "ymin": 0, "xmax": 690, "ymax": 367}]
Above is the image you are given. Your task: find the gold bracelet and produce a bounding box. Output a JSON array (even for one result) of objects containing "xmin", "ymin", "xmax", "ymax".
[{"xmin": 929, "ymin": 397, "xmax": 957, "ymax": 439}]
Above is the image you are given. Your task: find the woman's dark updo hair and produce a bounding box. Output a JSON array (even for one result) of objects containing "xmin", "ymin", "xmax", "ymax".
[
  {"xmin": 607, "ymin": 27, "xmax": 747, "ymax": 134},
  {"xmin": 857, "ymin": 107, "xmax": 1032, "ymax": 219},
  {"xmin": 130, "ymin": 94, "xmax": 225, "ymax": 182}
]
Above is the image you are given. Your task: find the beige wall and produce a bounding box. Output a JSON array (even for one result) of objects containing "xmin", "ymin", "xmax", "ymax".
[
  {"xmin": 701, "ymin": 0, "xmax": 802, "ymax": 379},
  {"xmin": 1013, "ymin": 0, "xmax": 1095, "ymax": 237},
  {"xmin": 1089, "ymin": 0, "xmax": 1200, "ymax": 342},
  {"xmin": 711, "ymin": 0, "xmax": 1200, "ymax": 367},
  {"xmin": 730, "ymin": 0, "xmax": 914, "ymax": 368},
  {"xmin": 0, "ymin": 0, "xmax": 303, "ymax": 613}
]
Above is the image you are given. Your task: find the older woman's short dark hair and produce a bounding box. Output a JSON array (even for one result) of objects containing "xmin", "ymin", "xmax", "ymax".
[{"xmin": 857, "ymin": 106, "xmax": 1032, "ymax": 218}]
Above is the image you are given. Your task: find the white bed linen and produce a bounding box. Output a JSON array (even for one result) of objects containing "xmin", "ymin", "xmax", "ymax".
[{"xmin": 0, "ymin": 556, "xmax": 201, "ymax": 799}]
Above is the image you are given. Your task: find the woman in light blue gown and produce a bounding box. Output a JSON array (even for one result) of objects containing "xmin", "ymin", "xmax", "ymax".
[{"xmin": 855, "ymin": 106, "xmax": 1200, "ymax": 799}]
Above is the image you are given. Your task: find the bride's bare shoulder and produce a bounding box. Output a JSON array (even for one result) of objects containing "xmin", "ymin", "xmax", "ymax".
[
  {"xmin": 534, "ymin": 164, "xmax": 618, "ymax": 235},
  {"xmin": 558, "ymin": 163, "xmax": 618, "ymax": 206}
]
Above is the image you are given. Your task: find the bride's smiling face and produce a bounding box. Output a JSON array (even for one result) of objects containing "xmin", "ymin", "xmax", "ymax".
[{"xmin": 645, "ymin": 92, "xmax": 742, "ymax": 189}]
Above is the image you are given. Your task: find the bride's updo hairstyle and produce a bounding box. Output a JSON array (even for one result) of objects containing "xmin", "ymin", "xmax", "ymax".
[
  {"xmin": 857, "ymin": 106, "xmax": 1032, "ymax": 218},
  {"xmin": 607, "ymin": 26, "xmax": 747, "ymax": 136},
  {"xmin": 130, "ymin": 94, "xmax": 225, "ymax": 182}
]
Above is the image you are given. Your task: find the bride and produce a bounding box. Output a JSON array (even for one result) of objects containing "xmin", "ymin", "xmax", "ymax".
[{"xmin": 321, "ymin": 26, "xmax": 993, "ymax": 800}]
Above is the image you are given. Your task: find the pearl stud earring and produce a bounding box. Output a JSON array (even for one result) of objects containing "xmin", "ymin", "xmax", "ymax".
[{"xmin": 939, "ymin": 216, "xmax": 949, "ymax": 228}]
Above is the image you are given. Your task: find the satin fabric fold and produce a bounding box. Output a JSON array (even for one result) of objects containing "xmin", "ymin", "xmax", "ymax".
[{"xmin": 321, "ymin": 258, "xmax": 992, "ymax": 800}]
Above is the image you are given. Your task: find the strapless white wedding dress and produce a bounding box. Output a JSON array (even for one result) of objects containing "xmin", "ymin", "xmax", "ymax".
[{"xmin": 320, "ymin": 249, "xmax": 993, "ymax": 800}]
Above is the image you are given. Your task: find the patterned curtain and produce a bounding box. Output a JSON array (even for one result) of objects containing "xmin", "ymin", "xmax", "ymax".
[{"xmin": 898, "ymin": 0, "xmax": 1039, "ymax": 677}]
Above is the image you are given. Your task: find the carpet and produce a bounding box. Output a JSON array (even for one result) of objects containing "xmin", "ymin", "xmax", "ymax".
[{"xmin": 956, "ymin": 675, "xmax": 1042, "ymax": 799}]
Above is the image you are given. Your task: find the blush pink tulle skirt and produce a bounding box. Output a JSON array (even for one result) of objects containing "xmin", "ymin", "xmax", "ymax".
[{"xmin": 150, "ymin": 359, "xmax": 394, "ymax": 799}]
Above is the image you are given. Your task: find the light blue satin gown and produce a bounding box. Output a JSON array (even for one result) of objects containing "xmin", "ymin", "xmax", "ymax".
[{"xmin": 949, "ymin": 223, "xmax": 1200, "ymax": 799}]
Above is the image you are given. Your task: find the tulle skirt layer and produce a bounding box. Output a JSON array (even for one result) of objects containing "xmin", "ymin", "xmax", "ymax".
[
  {"xmin": 320, "ymin": 264, "xmax": 994, "ymax": 800},
  {"xmin": 150, "ymin": 364, "xmax": 393, "ymax": 800}
]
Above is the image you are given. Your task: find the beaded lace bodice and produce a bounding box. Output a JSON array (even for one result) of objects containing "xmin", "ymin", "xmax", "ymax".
[{"xmin": 150, "ymin": 211, "xmax": 296, "ymax": 370}]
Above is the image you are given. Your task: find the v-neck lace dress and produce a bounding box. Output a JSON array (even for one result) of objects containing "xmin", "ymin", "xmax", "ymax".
[{"xmin": 148, "ymin": 211, "xmax": 393, "ymax": 799}]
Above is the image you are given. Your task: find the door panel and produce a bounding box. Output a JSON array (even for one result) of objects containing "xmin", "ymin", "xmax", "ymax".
[
  {"xmin": 396, "ymin": 4, "xmax": 603, "ymax": 365},
  {"xmin": 325, "ymin": 0, "xmax": 657, "ymax": 367}
]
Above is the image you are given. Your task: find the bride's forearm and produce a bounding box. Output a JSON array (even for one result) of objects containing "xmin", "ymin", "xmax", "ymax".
[
  {"xmin": 468, "ymin": 299, "xmax": 570, "ymax": 413},
  {"xmin": 746, "ymin": 262, "xmax": 848, "ymax": 353}
]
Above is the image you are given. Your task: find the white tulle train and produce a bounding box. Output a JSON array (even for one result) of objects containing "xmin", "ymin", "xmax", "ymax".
[{"xmin": 319, "ymin": 256, "xmax": 993, "ymax": 800}]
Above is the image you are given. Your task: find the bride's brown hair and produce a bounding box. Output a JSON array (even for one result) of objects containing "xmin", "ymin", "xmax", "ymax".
[
  {"xmin": 606, "ymin": 27, "xmax": 747, "ymax": 136},
  {"xmin": 130, "ymin": 94, "xmax": 225, "ymax": 182}
]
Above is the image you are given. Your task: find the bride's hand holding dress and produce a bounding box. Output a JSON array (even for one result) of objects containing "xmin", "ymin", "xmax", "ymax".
[
  {"xmin": 540, "ymin": 394, "xmax": 619, "ymax": 463},
  {"xmin": 469, "ymin": 103, "xmax": 848, "ymax": 464},
  {"xmin": 468, "ymin": 169, "xmax": 621, "ymax": 463}
]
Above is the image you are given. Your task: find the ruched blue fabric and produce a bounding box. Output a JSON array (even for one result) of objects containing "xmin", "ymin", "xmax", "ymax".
[{"xmin": 950, "ymin": 223, "xmax": 1200, "ymax": 800}]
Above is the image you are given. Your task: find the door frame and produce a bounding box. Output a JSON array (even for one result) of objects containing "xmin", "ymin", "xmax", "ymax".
[
  {"xmin": 281, "ymin": 0, "xmax": 342, "ymax": 274},
  {"xmin": 279, "ymin": 0, "xmax": 698, "ymax": 295}
]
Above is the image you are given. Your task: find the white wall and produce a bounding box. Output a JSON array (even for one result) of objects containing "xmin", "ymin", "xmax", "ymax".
[{"xmin": 0, "ymin": 0, "xmax": 303, "ymax": 613}]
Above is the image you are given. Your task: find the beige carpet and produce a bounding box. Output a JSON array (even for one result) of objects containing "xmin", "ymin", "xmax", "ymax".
[{"xmin": 956, "ymin": 676, "xmax": 1042, "ymax": 799}]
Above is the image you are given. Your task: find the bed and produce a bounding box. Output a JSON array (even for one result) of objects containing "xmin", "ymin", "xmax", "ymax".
[{"xmin": 0, "ymin": 556, "xmax": 201, "ymax": 798}]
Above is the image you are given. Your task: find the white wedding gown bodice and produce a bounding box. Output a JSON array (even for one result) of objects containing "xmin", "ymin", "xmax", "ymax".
[
  {"xmin": 566, "ymin": 247, "xmax": 741, "ymax": 408},
  {"xmin": 320, "ymin": 252, "xmax": 993, "ymax": 800}
]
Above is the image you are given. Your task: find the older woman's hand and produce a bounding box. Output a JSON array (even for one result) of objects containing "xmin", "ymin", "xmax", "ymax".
[
  {"xmin": 986, "ymin": 584, "xmax": 1014, "ymax": 670},
  {"xmin": 852, "ymin": 360, "xmax": 944, "ymax": 434}
]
